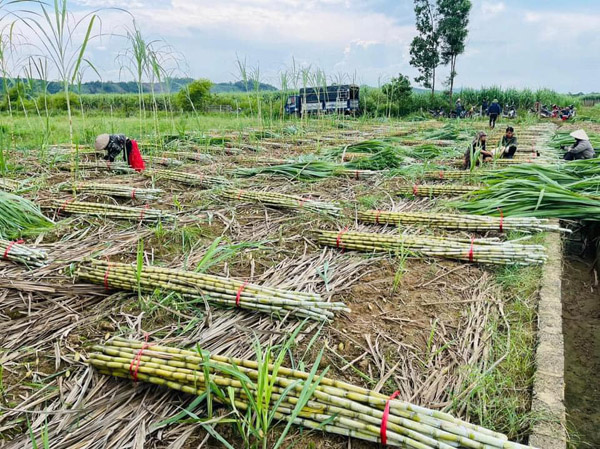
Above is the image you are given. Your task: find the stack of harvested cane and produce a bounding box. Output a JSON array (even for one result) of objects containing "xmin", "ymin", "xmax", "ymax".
[
  {"xmin": 159, "ymin": 152, "xmax": 213, "ymax": 163},
  {"xmin": 397, "ymin": 184, "xmax": 479, "ymax": 197},
  {"xmin": 61, "ymin": 183, "xmax": 163, "ymax": 201},
  {"xmin": 317, "ymin": 230, "xmax": 546, "ymax": 265},
  {"xmin": 222, "ymin": 189, "xmax": 341, "ymax": 216},
  {"xmin": 422, "ymin": 171, "xmax": 476, "ymax": 181},
  {"xmin": 0, "ymin": 178, "xmax": 23, "ymax": 192},
  {"xmin": 57, "ymin": 161, "xmax": 135, "ymax": 173},
  {"xmin": 76, "ymin": 260, "xmax": 348, "ymax": 321},
  {"xmin": 0, "ymin": 238, "xmax": 48, "ymax": 267},
  {"xmin": 144, "ymin": 169, "xmax": 230, "ymax": 188},
  {"xmin": 337, "ymin": 169, "xmax": 387, "ymax": 180},
  {"xmin": 88, "ymin": 337, "xmax": 536, "ymax": 449},
  {"xmin": 145, "ymin": 156, "xmax": 184, "ymax": 167},
  {"xmin": 47, "ymin": 200, "xmax": 172, "ymax": 222},
  {"xmin": 357, "ymin": 210, "xmax": 566, "ymax": 233}
]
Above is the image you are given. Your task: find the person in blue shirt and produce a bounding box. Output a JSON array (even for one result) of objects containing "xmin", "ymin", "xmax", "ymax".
[{"xmin": 487, "ymin": 99, "xmax": 501, "ymax": 129}]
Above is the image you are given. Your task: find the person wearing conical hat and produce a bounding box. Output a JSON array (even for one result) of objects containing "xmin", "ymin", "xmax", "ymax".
[
  {"xmin": 95, "ymin": 134, "xmax": 146, "ymax": 171},
  {"xmin": 562, "ymin": 129, "xmax": 595, "ymax": 160}
]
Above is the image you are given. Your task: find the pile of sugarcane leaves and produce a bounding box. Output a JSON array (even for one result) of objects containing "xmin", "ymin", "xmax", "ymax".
[
  {"xmin": 0, "ymin": 191, "xmax": 54, "ymax": 239},
  {"xmin": 457, "ymin": 160, "xmax": 600, "ymax": 219}
]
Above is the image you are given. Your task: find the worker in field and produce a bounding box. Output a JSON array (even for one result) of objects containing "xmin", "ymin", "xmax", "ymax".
[
  {"xmin": 562, "ymin": 129, "xmax": 596, "ymax": 160},
  {"xmin": 455, "ymin": 98, "xmax": 463, "ymax": 118},
  {"xmin": 495, "ymin": 126, "xmax": 518, "ymax": 159},
  {"xmin": 95, "ymin": 134, "xmax": 146, "ymax": 171},
  {"xmin": 482, "ymin": 98, "xmax": 488, "ymax": 116},
  {"xmin": 463, "ymin": 131, "xmax": 493, "ymax": 169},
  {"xmin": 487, "ymin": 99, "xmax": 501, "ymax": 129}
]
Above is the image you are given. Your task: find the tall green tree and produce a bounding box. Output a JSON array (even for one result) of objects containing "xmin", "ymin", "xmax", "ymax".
[
  {"xmin": 437, "ymin": 0, "xmax": 472, "ymax": 103},
  {"xmin": 409, "ymin": 0, "xmax": 440, "ymax": 96}
]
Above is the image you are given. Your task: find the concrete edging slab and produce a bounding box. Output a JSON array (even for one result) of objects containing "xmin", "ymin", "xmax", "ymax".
[{"xmin": 529, "ymin": 231, "xmax": 567, "ymax": 449}]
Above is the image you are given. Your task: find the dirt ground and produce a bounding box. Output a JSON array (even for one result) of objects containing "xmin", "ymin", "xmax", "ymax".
[{"xmin": 562, "ymin": 246, "xmax": 600, "ymax": 448}]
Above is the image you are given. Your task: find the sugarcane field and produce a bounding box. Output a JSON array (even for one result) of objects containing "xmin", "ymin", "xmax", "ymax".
[{"xmin": 1, "ymin": 1, "xmax": 600, "ymax": 449}]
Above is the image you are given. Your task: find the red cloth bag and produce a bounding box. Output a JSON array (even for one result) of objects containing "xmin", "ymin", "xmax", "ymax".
[{"xmin": 129, "ymin": 140, "xmax": 145, "ymax": 172}]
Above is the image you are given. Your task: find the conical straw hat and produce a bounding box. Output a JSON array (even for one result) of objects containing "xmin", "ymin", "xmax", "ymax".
[
  {"xmin": 570, "ymin": 129, "xmax": 589, "ymax": 141},
  {"xmin": 95, "ymin": 134, "xmax": 110, "ymax": 150}
]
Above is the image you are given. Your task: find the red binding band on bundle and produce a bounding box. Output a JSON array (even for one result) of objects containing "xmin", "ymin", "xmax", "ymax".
[
  {"xmin": 336, "ymin": 227, "xmax": 349, "ymax": 249},
  {"xmin": 131, "ymin": 188, "xmax": 137, "ymax": 199},
  {"xmin": 498, "ymin": 208, "xmax": 504, "ymax": 232},
  {"xmin": 129, "ymin": 334, "xmax": 149, "ymax": 382},
  {"xmin": 468, "ymin": 237, "xmax": 475, "ymax": 263},
  {"xmin": 139, "ymin": 204, "xmax": 150, "ymax": 222},
  {"xmin": 298, "ymin": 198, "xmax": 306, "ymax": 208},
  {"xmin": 235, "ymin": 281, "xmax": 248, "ymax": 307},
  {"xmin": 375, "ymin": 209, "xmax": 382, "ymax": 224},
  {"xmin": 103, "ymin": 261, "xmax": 112, "ymax": 290},
  {"xmin": 439, "ymin": 171, "xmax": 444, "ymax": 179},
  {"xmin": 380, "ymin": 391, "xmax": 400, "ymax": 446},
  {"xmin": 3, "ymin": 239, "xmax": 24, "ymax": 260},
  {"xmin": 58, "ymin": 198, "xmax": 74, "ymax": 214},
  {"xmin": 412, "ymin": 184, "xmax": 419, "ymax": 196},
  {"xmin": 355, "ymin": 170, "xmax": 360, "ymax": 180},
  {"xmin": 237, "ymin": 189, "xmax": 244, "ymax": 200}
]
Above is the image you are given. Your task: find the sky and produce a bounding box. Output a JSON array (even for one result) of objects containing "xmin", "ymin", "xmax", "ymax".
[{"xmin": 7, "ymin": 0, "xmax": 600, "ymax": 92}]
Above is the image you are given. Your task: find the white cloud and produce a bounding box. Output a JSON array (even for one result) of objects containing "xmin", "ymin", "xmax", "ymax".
[{"xmin": 481, "ymin": 1, "xmax": 505, "ymax": 17}]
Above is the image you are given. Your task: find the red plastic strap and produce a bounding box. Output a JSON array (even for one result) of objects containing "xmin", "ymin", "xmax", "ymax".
[
  {"xmin": 375, "ymin": 209, "xmax": 382, "ymax": 224},
  {"xmin": 58, "ymin": 198, "xmax": 74, "ymax": 214},
  {"xmin": 131, "ymin": 188, "xmax": 137, "ymax": 200},
  {"xmin": 129, "ymin": 334, "xmax": 150, "ymax": 382},
  {"xmin": 298, "ymin": 198, "xmax": 306, "ymax": 208},
  {"xmin": 355, "ymin": 170, "xmax": 360, "ymax": 180},
  {"xmin": 3, "ymin": 239, "xmax": 24, "ymax": 260},
  {"xmin": 380, "ymin": 391, "xmax": 400, "ymax": 446},
  {"xmin": 439, "ymin": 171, "xmax": 444, "ymax": 179},
  {"xmin": 103, "ymin": 261, "xmax": 112, "ymax": 290},
  {"xmin": 336, "ymin": 227, "xmax": 349, "ymax": 249},
  {"xmin": 139, "ymin": 204, "xmax": 150, "ymax": 222},
  {"xmin": 498, "ymin": 208, "xmax": 504, "ymax": 233},
  {"xmin": 235, "ymin": 281, "xmax": 248, "ymax": 307},
  {"xmin": 237, "ymin": 189, "xmax": 244, "ymax": 200},
  {"xmin": 412, "ymin": 184, "xmax": 419, "ymax": 196},
  {"xmin": 468, "ymin": 237, "xmax": 475, "ymax": 263}
]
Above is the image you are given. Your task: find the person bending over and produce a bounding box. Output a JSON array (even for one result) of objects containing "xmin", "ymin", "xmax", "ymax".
[{"xmin": 95, "ymin": 134, "xmax": 146, "ymax": 171}]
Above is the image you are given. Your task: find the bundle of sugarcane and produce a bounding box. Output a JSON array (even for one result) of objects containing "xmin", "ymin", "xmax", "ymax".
[
  {"xmin": 144, "ymin": 169, "xmax": 230, "ymax": 188},
  {"xmin": 317, "ymin": 230, "xmax": 546, "ymax": 265},
  {"xmin": 337, "ymin": 169, "xmax": 386, "ymax": 180},
  {"xmin": 357, "ymin": 210, "xmax": 566, "ymax": 233},
  {"xmin": 397, "ymin": 184, "xmax": 479, "ymax": 197},
  {"xmin": 0, "ymin": 178, "xmax": 24, "ymax": 192},
  {"xmin": 145, "ymin": 156, "xmax": 184, "ymax": 167},
  {"xmin": 0, "ymin": 191, "xmax": 54, "ymax": 239},
  {"xmin": 76, "ymin": 260, "xmax": 348, "ymax": 320},
  {"xmin": 88, "ymin": 337, "xmax": 536, "ymax": 449},
  {"xmin": 57, "ymin": 161, "xmax": 135, "ymax": 173},
  {"xmin": 61, "ymin": 183, "xmax": 163, "ymax": 201},
  {"xmin": 159, "ymin": 152, "xmax": 213, "ymax": 163},
  {"xmin": 47, "ymin": 200, "xmax": 172, "ymax": 222},
  {"xmin": 222, "ymin": 189, "xmax": 341, "ymax": 216},
  {"xmin": 0, "ymin": 238, "xmax": 48, "ymax": 267},
  {"xmin": 401, "ymin": 139, "xmax": 455, "ymax": 147},
  {"xmin": 422, "ymin": 170, "xmax": 476, "ymax": 181}
]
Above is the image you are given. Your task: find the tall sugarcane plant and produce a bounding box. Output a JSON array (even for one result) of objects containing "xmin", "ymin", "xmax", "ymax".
[
  {"xmin": 76, "ymin": 260, "xmax": 349, "ymax": 321},
  {"xmin": 88, "ymin": 337, "xmax": 536, "ymax": 449}
]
